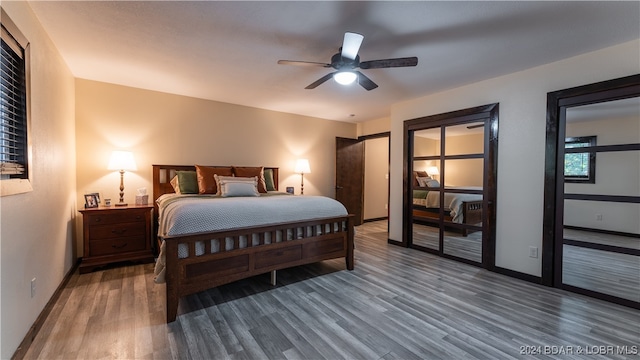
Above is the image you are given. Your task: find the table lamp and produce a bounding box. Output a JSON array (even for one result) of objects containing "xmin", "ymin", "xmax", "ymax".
[
  {"xmin": 294, "ymin": 159, "xmax": 311, "ymax": 195},
  {"xmin": 107, "ymin": 150, "xmax": 137, "ymax": 206}
]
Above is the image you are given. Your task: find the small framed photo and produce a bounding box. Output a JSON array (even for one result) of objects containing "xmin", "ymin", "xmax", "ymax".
[
  {"xmin": 286, "ymin": 186, "xmax": 294, "ymax": 194},
  {"xmin": 88, "ymin": 192, "xmax": 100, "ymax": 204},
  {"xmin": 84, "ymin": 193, "xmax": 99, "ymax": 208}
]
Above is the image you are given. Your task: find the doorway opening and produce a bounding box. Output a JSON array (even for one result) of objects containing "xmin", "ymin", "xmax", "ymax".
[{"xmin": 335, "ymin": 133, "xmax": 390, "ymax": 229}]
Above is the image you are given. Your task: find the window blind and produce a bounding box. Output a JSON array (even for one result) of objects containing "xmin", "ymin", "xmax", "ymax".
[{"xmin": 0, "ymin": 25, "xmax": 27, "ymax": 177}]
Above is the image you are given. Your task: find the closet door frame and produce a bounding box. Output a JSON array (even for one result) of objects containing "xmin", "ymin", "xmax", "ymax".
[
  {"xmin": 543, "ymin": 74, "xmax": 640, "ymax": 308},
  {"xmin": 397, "ymin": 103, "xmax": 498, "ymax": 269}
]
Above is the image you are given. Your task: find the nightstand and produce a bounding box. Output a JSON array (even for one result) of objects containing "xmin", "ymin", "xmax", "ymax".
[{"xmin": 79, "ymin": 204, "xmax": 154, "ymax": 274}]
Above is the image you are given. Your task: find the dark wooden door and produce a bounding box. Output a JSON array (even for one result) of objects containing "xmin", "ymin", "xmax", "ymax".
[{"xmin": 336, "ymin": 137, "xmax": 364, "ymax": 226}]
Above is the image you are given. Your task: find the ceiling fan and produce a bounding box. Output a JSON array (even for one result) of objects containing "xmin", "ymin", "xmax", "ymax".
[{"xmin": 278, "ymin": 32, "xmax": 418, "ymax": 91}]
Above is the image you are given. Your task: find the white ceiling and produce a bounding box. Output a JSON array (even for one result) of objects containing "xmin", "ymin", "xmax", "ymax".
[{"xmin": 28, "ymin": 1, "xmax": 640, "ymax": 123}]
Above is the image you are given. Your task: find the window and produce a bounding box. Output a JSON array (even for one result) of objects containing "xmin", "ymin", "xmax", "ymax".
[
  {"xmin": 1, "ymin": 9, "xmax": 31, "ymax": 195},
  {"xmin": 564, "ymin": 136, "xmax": 596, "ymax": 183}
]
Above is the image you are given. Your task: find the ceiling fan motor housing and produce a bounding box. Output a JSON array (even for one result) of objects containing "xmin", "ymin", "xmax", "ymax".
[{"xmin": 331, "ymin": 52, "xmax": 359, "ymax": 70}]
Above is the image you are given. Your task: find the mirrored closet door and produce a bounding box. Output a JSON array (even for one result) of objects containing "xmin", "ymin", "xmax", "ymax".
[
  {"xmin": 562, "ymin": 97, "xmax": 640, "ymax": 304},
  {"xmin": 545, "ymin": 74, "xmax": 639, "ymax": 309},
  {"xmin": 402, "ymin": 104, "xmax": 498, "ymax": 268}
]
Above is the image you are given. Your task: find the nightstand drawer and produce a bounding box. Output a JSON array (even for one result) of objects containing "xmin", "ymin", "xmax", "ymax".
[
  {"xmin": 89, "ymin": 222, "xmax": 146, "ymax": 240},
  {"xmin": 86, "ymin": 211, "xmax": 147, "ymax": 226},
  {"xmin": 79, "ymin": 205, "xmax": 154, "ymax": 273},
  {"xmin": 90, "ymin": 236, "xmax": 147, "ymax": 256}
]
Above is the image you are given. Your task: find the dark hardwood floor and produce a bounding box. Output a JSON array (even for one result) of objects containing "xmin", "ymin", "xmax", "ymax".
[{"xmin": 23, "ymin": 221, "xmax": 639, "ymax": 359}]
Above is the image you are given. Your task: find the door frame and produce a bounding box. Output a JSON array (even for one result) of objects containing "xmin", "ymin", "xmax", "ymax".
[
  {"xmin": 335, "ymin": 132, "xmax": 391, "ymax": 227},
  {"xmin": 359, "ymin": 132, "xmax": 391, "ymax": 224},
  {"xmin": 543, "ymin": 74, "xmax": 640, "ymax": 308},
  {"xmin": 397, "ymin": 103, "xmax": 498, "ymax": 269}
]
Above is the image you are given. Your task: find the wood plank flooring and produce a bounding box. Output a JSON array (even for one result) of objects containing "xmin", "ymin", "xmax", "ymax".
[
  {"xmin": 23, "ymin": 221, "xmax": 640, "ymax": 359},
  {"xmin": 412, "ymin": 223, "xmax": 482, "ymax": 263}
]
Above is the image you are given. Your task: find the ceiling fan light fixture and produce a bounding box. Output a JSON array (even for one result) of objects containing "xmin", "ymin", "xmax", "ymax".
[{"xmin": 334, "ymin": 71, "xmax": 357, "ymax": 85}]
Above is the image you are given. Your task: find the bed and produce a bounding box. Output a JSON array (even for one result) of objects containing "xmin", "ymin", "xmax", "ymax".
[
  {"xmin": 411, "ymin": 171, "xmax": 483, "ymax": 236},
  {"xmin": 152, "ymin": 164, "xmax": 355, "ymax": 323}
]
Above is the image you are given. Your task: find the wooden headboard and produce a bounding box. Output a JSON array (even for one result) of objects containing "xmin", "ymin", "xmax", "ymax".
[{"xmin": 152, "ymin": 164, "xmax": 280, "ymax": 214}]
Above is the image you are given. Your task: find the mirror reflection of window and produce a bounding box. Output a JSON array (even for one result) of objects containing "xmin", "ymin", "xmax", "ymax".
[{"xmin": 564, "ymin": 136, "xmax": 596, "ymax": 183}]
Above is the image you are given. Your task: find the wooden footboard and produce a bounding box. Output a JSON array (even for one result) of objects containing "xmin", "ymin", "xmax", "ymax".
[
  {"xmin": 462, "ymin": 200, "xmax": 483, "ymax": 225},
  {"xmin": 413, "ymin": 200, "xmax": 483, "ymax": 236},
  {"xmin": 163, "ymin": 215, "xmax": 354, "ymax": 322}
]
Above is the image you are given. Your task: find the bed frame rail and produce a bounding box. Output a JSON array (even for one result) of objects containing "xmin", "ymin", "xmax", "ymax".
[{"xmin": 163, "ymin": 215, "xmax": 354, "ymax": 322}]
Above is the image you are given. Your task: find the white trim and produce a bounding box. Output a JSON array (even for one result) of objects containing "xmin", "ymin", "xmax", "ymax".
[{"xmin": 1, "ymin": 178, "xmax": 32, "ymax": 196}]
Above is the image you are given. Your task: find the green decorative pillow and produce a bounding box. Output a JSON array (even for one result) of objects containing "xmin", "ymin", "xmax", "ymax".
[
  {"xmin": 176, "ymin": 170, "xmax": 198, "ymax": 194},
  {"xmin": 264, "ymin": 168, "xmax": 276, "ymax": 191},
  {"xmin": 413, "ymin": 190, "xmax": 429, "ymax": 199}
]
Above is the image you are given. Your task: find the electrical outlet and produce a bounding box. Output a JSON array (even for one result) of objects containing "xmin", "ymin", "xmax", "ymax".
[
  {"xmin": 596, "ymin": 214, "xmax": 603, "ymax": 221},
  {"xmin": 31, "ymin": 278, "xmax": 36, "ymax": 298},
  {"xmin": 529, "ymin": 246, "xmax": 539, "ymax": 258}
]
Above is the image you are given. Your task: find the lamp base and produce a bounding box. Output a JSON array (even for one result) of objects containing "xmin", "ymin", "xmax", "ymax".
[{"xmin": 115, "ymin": 202, "xmax": 128, "ymax": 207}]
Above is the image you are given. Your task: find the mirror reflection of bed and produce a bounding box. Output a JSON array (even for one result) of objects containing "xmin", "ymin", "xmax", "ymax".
[{"xmin": 411, "ymin": 121, "xmax": 485, "ymax": 263}]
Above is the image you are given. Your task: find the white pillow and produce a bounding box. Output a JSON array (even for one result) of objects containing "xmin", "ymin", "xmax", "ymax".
[
  {"xmin": 218, "ymin": 177, "xmax": 259, "ymax": 197},
  {"xmin": 416, "ymin": 176, "xmax": 430, "ymax": 187},
  {"xmin": 170, "ymin": 175, "xmax": 181, "ymax": 194},
  {"xmin": 214, "ymin": 174, "xmax": 254, "ymax": 195}
]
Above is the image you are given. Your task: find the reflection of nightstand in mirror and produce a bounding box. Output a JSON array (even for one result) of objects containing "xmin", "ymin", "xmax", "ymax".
[{"xmin": 79, "ymin": 205, "xmax": 154, "ymax": 274}]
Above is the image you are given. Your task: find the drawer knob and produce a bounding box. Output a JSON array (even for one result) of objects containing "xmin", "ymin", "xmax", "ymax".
[
  {"xmin": 111, "ymin": 229, "xmax": 127, "ymax": 235},
  {"xmin": 94, "ymin": 217, "xmax": 102, "ymax": 223},
  {"xmin": 112, "ymin": 243, "xmax": 128, "ymax": 249}
]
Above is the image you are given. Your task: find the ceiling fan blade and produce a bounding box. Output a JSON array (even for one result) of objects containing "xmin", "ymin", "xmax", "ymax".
[
  {"xmin": 467, "ymin": 124, "xmax": 484, "ymax": 129},
  {"xmin": 278, "ymin": 60, "xmax": 332, "ymax": 68},
  {"xmin": 305, "ymin": 72, "xmax": 336, "ymax": 89},
  {"xmin": 355, "ymin": 71, "xmax": 378, "ymax": 91},
  {"xmin": 341, "ymin": 32, "xmax": 364, "ymax": 60},
  {"xmin": 359, "ymin": 57, "xmax": 418, "ymax": 69}
]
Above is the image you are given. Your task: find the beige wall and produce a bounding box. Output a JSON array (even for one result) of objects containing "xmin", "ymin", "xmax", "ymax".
[
  {"xmin": 0, "ymin": 2, "xmax": 76, "ymax": 358},
  {"xmin": 357, "ymin": 117, "xmax": 390, "ymax": 137},
  {"xmin": 389, "ymin": 39, "xmax": 640, "ymax": 277},
  {"xmin": 358, "ymin": 118, "xmax": 391, "ymax": 221},
  {"xmin": 75, "ymin": 79, "xmax": 356, "ymax": 255},
  {"xmin": 440, "ymin": 133, "xmax": 484, "ymax": 187},
  {"xmin": 413, "ymin": 136, "xmax": 438, "ymax": 179},
  {"xmin": 364, "ymin": 137, "xmax": 389, "ymax": 220}
]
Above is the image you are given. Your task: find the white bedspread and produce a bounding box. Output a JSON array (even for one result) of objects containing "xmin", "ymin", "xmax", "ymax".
[{"xmin": 157, "ymin": 192, "xmax": 348, "ymax": 237}]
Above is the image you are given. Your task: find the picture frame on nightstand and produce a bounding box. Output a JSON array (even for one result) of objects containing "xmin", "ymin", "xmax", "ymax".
[{"xmin": 84, "ymin": 193, "xmax": 99, "ymax": 208}]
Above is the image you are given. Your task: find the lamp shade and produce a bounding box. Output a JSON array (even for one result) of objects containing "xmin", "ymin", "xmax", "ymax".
[
  {"xmin": 333, "ymin": 71, "xmax": 357, "ymax": 85},
  {"xmin": 426, "ymin": 166, "xmax": 439, "ymax": 176},
  {"xmin": 294, "ymin": 159, "xmax": 311, "ymax": 174},
  {"xmin": 107, "ymin": 151, "xmax": 137, "ymax": 171}
]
